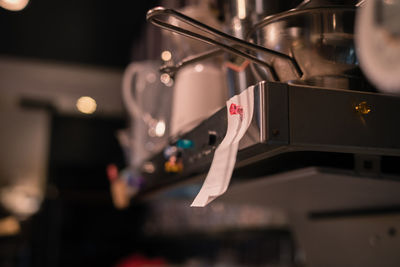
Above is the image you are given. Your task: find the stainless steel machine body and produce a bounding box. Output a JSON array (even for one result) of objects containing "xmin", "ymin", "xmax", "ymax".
[{"xmin": 139, "ymin": 80, "xmax": 400, "ymax": 190}]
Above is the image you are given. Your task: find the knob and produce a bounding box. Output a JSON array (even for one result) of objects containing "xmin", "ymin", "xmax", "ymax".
[{"xmin": 355, "ymin": 101, "xmax": 371, "ymax": 115}]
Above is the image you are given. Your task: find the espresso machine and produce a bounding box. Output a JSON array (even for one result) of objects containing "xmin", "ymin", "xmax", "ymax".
[{"xmin": 132, "ymin": 1, "xmax": 400, "ymax": 266}]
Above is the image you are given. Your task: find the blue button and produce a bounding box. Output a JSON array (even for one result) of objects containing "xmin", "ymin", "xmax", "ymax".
[
  {"xmin": 176, "ymin": 139, "xmax": 194, "ymax": 149},
  {"xmin": 163, "ymin": 146, "xmax": 178, "ymax": 159}
]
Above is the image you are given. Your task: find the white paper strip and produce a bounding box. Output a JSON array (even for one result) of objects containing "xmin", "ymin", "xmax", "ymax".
[{"xmin": 191, "ymin": 86, "xmax": 255, "ymax": 207}]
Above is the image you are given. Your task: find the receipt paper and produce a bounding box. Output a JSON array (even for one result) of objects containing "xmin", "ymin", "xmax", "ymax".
[{"xmin": 191, "ymin": 86, "xmax": 255, "ymax": 207}]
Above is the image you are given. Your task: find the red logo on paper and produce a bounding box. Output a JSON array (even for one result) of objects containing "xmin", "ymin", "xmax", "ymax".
[{"xmin": 229, "ymin": 103, "xmax": 243, "ymax": 120}]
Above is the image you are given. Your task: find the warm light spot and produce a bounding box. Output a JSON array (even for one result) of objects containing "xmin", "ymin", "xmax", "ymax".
[
  {"xmin": 142, "ymin": 161, "xmax": 155, "ymax": 173},
  {"xmin": 233, "ymin": 19, "xmax": 242, "ymax": 31},
  {"xmin": 160, "ymin": 73, "xmax": 170, "ymax": 84},
  {"xmin": 237, "ymin": 0, "xmax": 247, "ymax": 19},
  {"xmin": 155, "ymin": 120, "xmax": 166, "ymax": 137},
  {"xmin": 0, "ymin": 0, "xmax": 29, "ymax": 11},
  {"xmin": 160, "ymin": 73, "xmax": 173, "ymax": 87},
  {"xmin": 0, "ymin": 216, "xmax": 20, "ymax": 236},
  {"xmin": 76, "ymin": 96, "xmax": 97, "ymax": 114},
  {"xmin": 161, "ymin": 50, "xmax": 172, "ymax": 61},
  {"xmin": 194, "ymin": 64, "xmax": 204, "ymax": 72},
  {"xmin": 332, "ymin": 14, "xmax": 336, "ymax": 29}
]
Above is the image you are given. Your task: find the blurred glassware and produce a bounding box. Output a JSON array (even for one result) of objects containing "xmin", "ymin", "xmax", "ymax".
[
  {"xmin": 355, "ymin": 0, "xmax": 400, "ymax": 93},
  {"xmin": 122, "ymin": 61, "xmax": 172, "ymax": 169}
]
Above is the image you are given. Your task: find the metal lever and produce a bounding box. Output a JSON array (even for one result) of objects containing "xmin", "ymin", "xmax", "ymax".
[
  {"xmin": 160, "ymin": 48, "xmax": 223, "ymax": 78},
  {"xmin": 147, "ymin": 6, "xmax": 303, "ymax": 80}
]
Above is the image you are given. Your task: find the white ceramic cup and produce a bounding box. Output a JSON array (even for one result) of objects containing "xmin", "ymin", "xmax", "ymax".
[{"xmin": 170, "ymin": 62, "xmax": 228, "ymax": 136}]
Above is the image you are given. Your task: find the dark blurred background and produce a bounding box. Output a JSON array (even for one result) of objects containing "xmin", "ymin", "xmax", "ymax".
[
  {"xmin": 0, "ymin": 1, "xmax": 157, "ymax": 266},
  {"xmin": 0, "ymin": 0, "xmax": 160, "ymax": 67}
]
